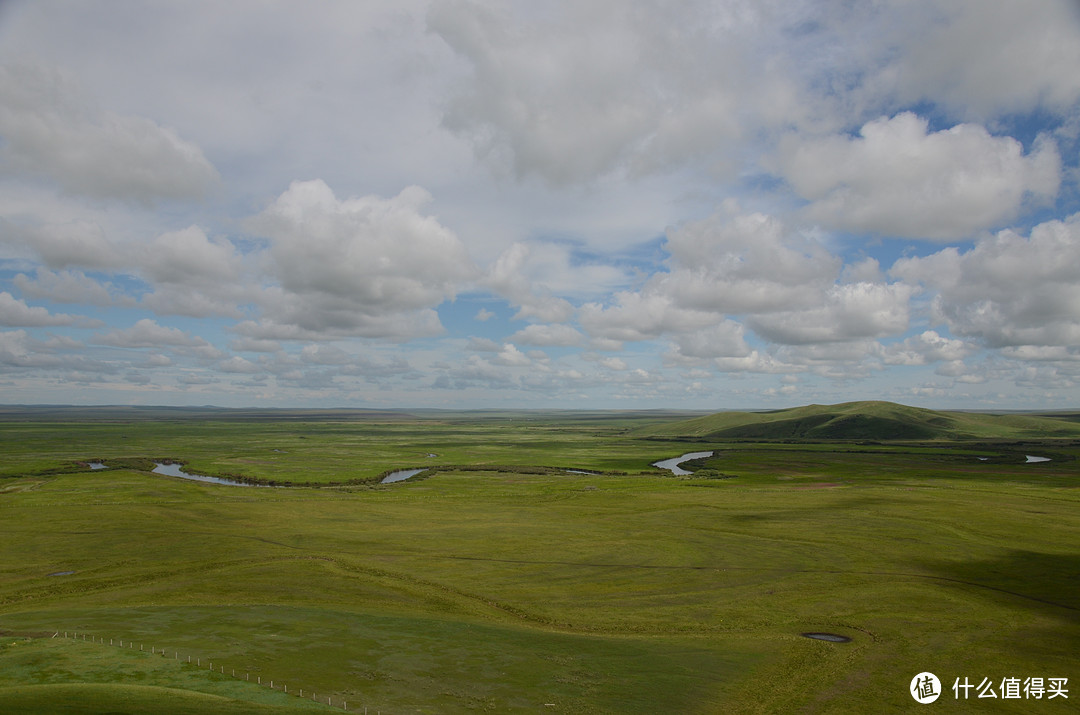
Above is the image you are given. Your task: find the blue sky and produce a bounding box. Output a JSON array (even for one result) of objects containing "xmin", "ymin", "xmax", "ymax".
[{"xmin": 1, "ymin": 0, "xmax": 1079, "ymax": 409}]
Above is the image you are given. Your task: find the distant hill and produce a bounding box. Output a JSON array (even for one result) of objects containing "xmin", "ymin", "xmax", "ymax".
[{"xmin": 631, "ymin": 401, "xmax": 1080, "ymax": 441}]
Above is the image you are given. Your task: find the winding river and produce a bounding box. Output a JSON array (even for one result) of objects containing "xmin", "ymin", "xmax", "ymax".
[
  {"xmin": 651, "ymin": 451, "xmax": 715, "ymax": 476},
  {"xmin": 151, "ymin": 462, "xmax": 259, "ymax": 487}
]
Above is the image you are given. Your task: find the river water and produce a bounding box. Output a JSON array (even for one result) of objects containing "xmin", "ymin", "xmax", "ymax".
[
  {"xmin": 651, "ymin": 451, "xmax": 715, "ymax": 476},
  {"xmin": 381, "ymin": 468, "xmax": 425, "ymax": 484},
  {"xmin": 151, "ymin": 462, "xmax": 259, "ymax": 487}
]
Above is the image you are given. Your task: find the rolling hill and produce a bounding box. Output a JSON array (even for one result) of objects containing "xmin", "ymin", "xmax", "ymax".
[{"xmin": 630, "ymin": 401, "xmax": 1080, "ymax": 441}]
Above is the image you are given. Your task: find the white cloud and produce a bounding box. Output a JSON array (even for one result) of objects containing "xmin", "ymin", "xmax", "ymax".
[
  {"xmin": 660, "ymin": 205, "xmax": 840, "ymax": 314},
  {"xmin": 300, "ymin": 344, "xmax": 353, "ymax": 366},
  {"xmin": 670, "ymin": 321, "xmax": 751, "ymax": 360},
  {"xmin": 598, "ymin": 356, "xmax": 627, "ymax": 371},
  {"xmin": 776, "ymin": 113, "xmax": 1061, "ymax": 240},
  {"xmin": 141, "ymin": 226, "xmax": 240, "ymax": 284},
  {"xmin": 247, "ymin": 179, "xmax": 477, "ymax": 340},
  {"xmin": 0, "ymin": 291, "xmax": 76, "ymax": 326},
  {"xmin": 2, "ymin": 218, "xmax": 122, "ymax": 271},
  {"xmin": 95, "ymin": 318, "xmax": 214, "ymax": 351},
  {"xmin": 137, "ymin": 225, "xmax": 250, "ymax": 319},
  {"xmin": 1, "ymin": 1, "xmax": 1079, "ymax": 407},
  {"xmin": 507, "ymin": 323, "xmax": 582, "ymax": 347},
  {"xmin": 748, "ymin": 282, "xmax": 914, "ymax": 345},
  {"xmin": 217, "ymin": 356, "xmax": 261, "ymax": 374},
  {"xmin": 429, "ymin": 0, "xmax": 803, "ymax": 185},
  {"xmin": 891, "ymin": 214, "xmax": 1080, "ymax": 347},
  {"xmin": 579, "ymin": 291, "xmax": 716, "ymax": 345},
  {"xmin": 484, "ymin": 242, "xmax": 576, "ymax": 323},
  {"xmin": 1000, "ymin": 346, "xmax": 1080, "ymax": 363},
  {"xmin": 491, "ymin": 343, "xmax": 533, "ymax": 367},
  {"xmin": 0, "ymin": 63, "xmax": 218, "ymax": 204},
  {"xmin": 884, "ymin": 330, "xmax": 977, "ymax": 366},
  {"xmin": 0, "ymin": 328, "xmax": 113, "ymax": 373},
  {"xmin": 886, "ymin": 0, "xmax": 1080, "ymax": 119},
  {"xmin": 13, "ymin": 268, "xmax": 121, "ymax": 307}
]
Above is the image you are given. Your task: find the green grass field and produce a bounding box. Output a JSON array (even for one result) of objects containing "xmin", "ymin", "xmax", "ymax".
[{"xmin": 1, "ymin": 405, "xmax": 1077, "ymax": 712}]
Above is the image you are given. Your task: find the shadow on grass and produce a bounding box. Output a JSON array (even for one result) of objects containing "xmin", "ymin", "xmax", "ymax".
[{"xmin": 917, "ymin": 549, "xmax": 1080, "ymax": 623}]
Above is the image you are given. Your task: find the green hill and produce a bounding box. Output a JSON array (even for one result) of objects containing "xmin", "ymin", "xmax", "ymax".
[{"xmin": 631, "ymin": 401, "xmax": 1080, "ymax": 441}]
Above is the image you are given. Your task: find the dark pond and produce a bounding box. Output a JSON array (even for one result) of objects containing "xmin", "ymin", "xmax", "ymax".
[{"xmin": 801, "ymin": 632, "xmax": 852, "ymax": 643}]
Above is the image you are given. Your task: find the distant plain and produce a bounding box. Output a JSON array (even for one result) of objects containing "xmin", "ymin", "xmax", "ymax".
[{"xmin": 1, "ymin": 403, "xmax": 1077, "ymax": 713}]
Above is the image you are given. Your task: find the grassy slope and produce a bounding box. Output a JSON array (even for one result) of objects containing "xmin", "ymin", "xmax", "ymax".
[
  {"xmin": 0, "ymin": 411, "xmax": 1078, "ymax": 713},
  {"xmin": 631, "ymin": 400, "xmax": 1080, "ymax": 441}
]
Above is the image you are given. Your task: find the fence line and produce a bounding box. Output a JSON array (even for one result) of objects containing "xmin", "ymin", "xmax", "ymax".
[{"xmin": 56, "ymin": 630, "xmax": 378, "ymax": 712}]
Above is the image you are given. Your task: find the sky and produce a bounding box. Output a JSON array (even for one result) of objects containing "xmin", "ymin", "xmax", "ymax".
[{"xmin": 1, "ymin": 0, "xmax": 1079, "ymax": 410}]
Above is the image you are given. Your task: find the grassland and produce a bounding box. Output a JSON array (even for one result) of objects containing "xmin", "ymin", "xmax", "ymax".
[{"xmin": 1, "ymin": 403, "xmax": 1077, "ymax": 712}]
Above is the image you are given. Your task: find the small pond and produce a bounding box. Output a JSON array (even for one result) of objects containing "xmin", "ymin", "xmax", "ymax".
[
  {"xmin": 801, "ymin": 632, "xmax": 852, "ymax": 643},
  {"xmin": 1025, "ymin": 455, "xmax": 1051, "ymax": 463},
  {"xmin": 652, "ymin": 451, "xmax": 715, "ymax": 476},
  {"xmin": 87, "ymin": 462, "xmax": 107, "ymax": 470}
]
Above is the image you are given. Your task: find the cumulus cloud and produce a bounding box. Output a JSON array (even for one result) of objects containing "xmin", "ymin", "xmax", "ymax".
[
  {"xmin": 886, "ymin": 0, "xmax": 1080, "ymax": 119},
  {"xmin": 508, "ymin": 323, "xmax": 583, "ymax": 347},
  {"xmin": 580, "ymin": 206, "xmax": 859, "ymax": 350},
  {"xmin": 217, "ymin": 355, "xmax": 261, "ymax": 374},
  {"xmin": 0, "ymin": 291, "xmax": 77, "ymax": 326},
  {"xmin": 891, "ymin": 214, "xmax": 1080, "ymax": 347},
  {"xmin": 13, "ymin": 268, "xmax": 122, "ymax": 307},
  {"xmin": 776, "ymin": 113, "xmax": 1061, "ymax": 240},
  {"xmin": 669, "ymin": 321, "xmax": 751, "ymax": 360},
  {"xmin": 0, "ymin": 63, "xmax": 218, "ymax": 203},
  {"xmin": 138, "ymin": 225, "xmax": 249, "ymax": 318},
  {"xmin": 141, "ymin": 226, "xmax": 240, "ymax": 284},
  {"xmin": 0, "ymin": 328, "xmax": 113, "ymax": 373},
  {"xmin": 95, "ymin": 318, "xmax": 217, "ymax": 356},
  {"xmin": 484, "ymin": 242, "xmax": 578, "ymax": 323},
  {"xmin": 1, "ymin": 218, "xmax": 122, "ymax": 271},
  {"xmin": 429, "ymin": 0, "xmax": 803, "ymax": 184},
  {"xmin": 579, "ymin": 291, "xmax": 717, "ymax": 345},
  {"xmin": 660, "ymin": 204, "xmax": 840, "ymax": 314},
  {"xmin": 748, "ymin": 282, "xmax": 914, "ymax": 345},
  {"xmin": 246, "ymin": 179, "xmax": 477, "ymax": 340},
  {"xmin": 884, "ymin": 330, "xmax": 977, "ymax": 366}
]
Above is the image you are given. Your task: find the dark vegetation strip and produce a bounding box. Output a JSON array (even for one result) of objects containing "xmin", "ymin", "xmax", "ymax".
[{"xmin": 435, "ymin": 555, "xmax": 1080, "ymax": 612}]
